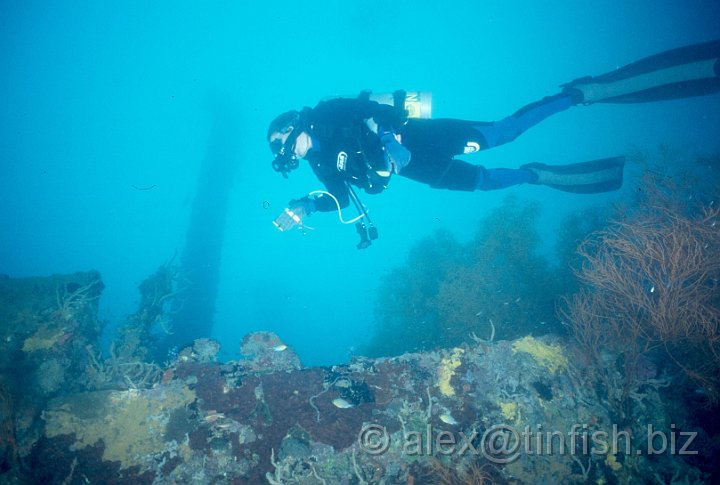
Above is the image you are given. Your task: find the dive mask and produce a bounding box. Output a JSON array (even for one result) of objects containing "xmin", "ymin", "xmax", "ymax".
[{"xmin": 270, "ymin": 130, "xmax": 302, "ymax": 178}]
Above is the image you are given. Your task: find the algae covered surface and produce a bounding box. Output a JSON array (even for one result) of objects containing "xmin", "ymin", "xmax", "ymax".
[
  {"xmin": 44, "ymin": 384, "xmax": 196, "ymax": 470},
  {"xmin": 511, "ymin": 336, "xmax": 568, "ymax": 374}
]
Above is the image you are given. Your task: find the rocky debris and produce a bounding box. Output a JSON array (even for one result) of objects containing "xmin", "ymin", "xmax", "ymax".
[{"xmin": 26, "ymin": 335, "xmax": 711, "ymax": 484}]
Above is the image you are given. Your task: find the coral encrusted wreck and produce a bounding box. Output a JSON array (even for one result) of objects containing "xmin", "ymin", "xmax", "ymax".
[{"xmin": 0, "ymin": 271, "xmax": 714, "ymax": 484}]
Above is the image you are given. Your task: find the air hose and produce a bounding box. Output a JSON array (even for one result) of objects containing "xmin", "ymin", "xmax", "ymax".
[{"xmin": 308, "ymin": 190, "xmax": 366, "ymax": 225}]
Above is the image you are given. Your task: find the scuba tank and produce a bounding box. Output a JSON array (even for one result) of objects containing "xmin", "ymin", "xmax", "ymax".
[
  {"xmin": 327, "ymin": 90, "xmax": 433, "ymax": 119},
  {"xmin": 366, "ymin": 90, "xmax": 433, "ymax": 119}
]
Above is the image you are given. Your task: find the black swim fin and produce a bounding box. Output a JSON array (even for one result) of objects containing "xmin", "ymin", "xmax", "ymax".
[
  {"xmin": 563, "ymin": 40, "xmax": 720, "ymax": 104},
  {"xmin": 522, "ymin": 156, "xmax": 625, "ymax": 193}
]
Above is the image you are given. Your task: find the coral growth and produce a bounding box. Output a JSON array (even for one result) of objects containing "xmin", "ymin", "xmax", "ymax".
[
  {"xmin": 560, "ymin": 149, "xmax": 720, "ymax": 427},
  {"xmin": 113, "ymin": 260, "xmax": 183, "ymax": 364},
  {"xmin": 511, "ymin": 336, "xmax": 568, "ymax": 374},
  {"xmin": 367, "ymin": 198, "xmax": 564, "ymax": 357},
  {"xmin": 418, "ymin": 458, "xmax": 496, "ymax": 484},
  {"xmin": 240, "ymin": 331, "xmax": 302, "ymax": 373},
  {"xmin": 437, "ymin": 347, "xmax": 464, "ymax": 397},
  {"xmin": 0, "ymin": 271, "xmax": 103, "ymax": 474},
  {"xmin": 43, "ymin": 384, "xmax": 196, "ymax": 470},
  {"xmin": 562, "ymin": 201, "xmax": 720, "ymax": 411},
  {"xmin": 2, "ymin": 301, "xmax": 712, "ymax": 484}
]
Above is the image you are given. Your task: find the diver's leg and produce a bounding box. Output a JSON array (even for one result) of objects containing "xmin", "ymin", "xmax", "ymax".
[
  {"xmin": 563, "ymin": 40, "xmax": 720, "ymax": 104},
  {"xmin": 475, "ymin": 167, "xmax": 537, "ymax": 190},
  {"xmin": 470, "ymin": 93, "xmax": 574, "ymax": 150},
  {"xmin": 401, "ymin": 119, "xmax": 564, "ymax": 191},
  {"xmin": 420, "ymin": 156, "xmax": 626, "ymax": 193},
  {"xmin": 402, "ymin": 100, "xmax": 574, "ymax": 155},
  {"xmin": 403, "ymin": 156, "xmax": 536, "ymax": 191}
]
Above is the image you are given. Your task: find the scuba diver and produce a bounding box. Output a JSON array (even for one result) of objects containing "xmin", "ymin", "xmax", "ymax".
[{"xmin": 268, "ymin": 40, "xmax": 720, "ymax": 248}]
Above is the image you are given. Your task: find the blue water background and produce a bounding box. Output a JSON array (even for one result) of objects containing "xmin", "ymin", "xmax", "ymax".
[{"xmin": 2, "ymin": 1, "xmax": 719, "ymax": 365}]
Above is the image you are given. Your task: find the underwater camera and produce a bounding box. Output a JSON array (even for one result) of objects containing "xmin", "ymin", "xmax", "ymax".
[
  {"xmin": 272, "ymin": 187, "xmax": 379, "ymax": 249},
  {"xmin": 272, "ymin": 207, "xmax": 306, "ymax": 232}
]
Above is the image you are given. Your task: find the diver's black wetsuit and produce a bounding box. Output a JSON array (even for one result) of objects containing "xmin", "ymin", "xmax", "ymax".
[
  {"xmin": 300, "ymin": 39, "xmax": 720, "ymax": 210},
  {"xmin": 303, "ymin": 93, "xmax": 571, "ymax": 211},
  {"xmin": 303, "ymin": 97, "xmax": 397, "ymax": 211},
  {"xmin": 399, "ymin": 93, "xmax": 573, "ymax": 191}
]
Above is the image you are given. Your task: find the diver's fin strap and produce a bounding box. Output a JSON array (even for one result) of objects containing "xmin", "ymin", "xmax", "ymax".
[
  {"xmin": 564, "ymin": 40, "xmax": 720, "ymax": 104},
  {"xmin": 522, "ymin": 156, "xmax": 625, "ymax": 193}
]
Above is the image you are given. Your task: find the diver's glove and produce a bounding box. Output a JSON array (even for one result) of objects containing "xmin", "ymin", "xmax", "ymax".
[
  {"xmin": 379, "ymin": 130, "xmax": 411, "ymax": 174},
  {"xmin": 289, "ymin": 196, "xmax": 316, "ymax": 215}
]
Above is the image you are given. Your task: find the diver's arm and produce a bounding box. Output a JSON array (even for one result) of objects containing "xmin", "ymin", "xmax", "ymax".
[
  {"xmin": 311, "ymin": 177, "xmax": 350, "ymax": 212},
  {"xmin": 313, "ymin": 96, "xmax": 400, "ymax": 130},
  {"xmin": 358, "ymin": 98, "xmax": 400, "ymax": 131},
  {"xmin": 354, "ymin": 99, "xmax": 411, "ymax": 174},
  {"xmin": 378, "ymin": 131, "xmax": 411, "ymax": 174}
]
